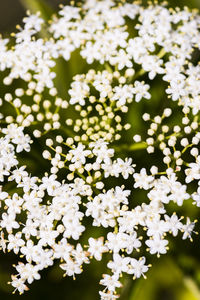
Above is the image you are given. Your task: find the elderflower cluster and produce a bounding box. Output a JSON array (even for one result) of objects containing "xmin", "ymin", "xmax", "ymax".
[{"xmin": 0, "ymin": 0, "xmax": 200, "ymax": 299}]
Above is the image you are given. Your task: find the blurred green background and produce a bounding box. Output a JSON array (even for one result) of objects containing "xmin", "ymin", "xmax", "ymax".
[{"xmin": 0, "ymin": 0, "xmax": 200, "ymax": 299}]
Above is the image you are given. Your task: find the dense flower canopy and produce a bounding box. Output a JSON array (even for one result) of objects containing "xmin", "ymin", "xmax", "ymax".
[{"xmin": 0, "ymin": 0, "xmax": 200, "ymax": 299}]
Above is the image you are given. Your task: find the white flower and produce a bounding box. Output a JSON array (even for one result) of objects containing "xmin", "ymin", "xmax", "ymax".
[
  {"xmin": 113, "ymin": 158, "xmax": 135, "ymax": 179},
  {"xmin": 169, "ymin": 183, "xmax": 189, "ymax": 206},
  {"xmin": 11, "ymin": 276, "xmax": 29, "ymax": 294},
  {"xmin": 133, "ymin": 168, "xmax": 154, "ymax": 190},
  {"xmin": 128, "ymin": 257, "xmax": 149, "ymax": 279},
  {"xmin": 15, "ymin": 262, "xmax": 41, "ymax": 284},
  {"xmin": 88, "ymin": 237, "xmax": 108, "ymax": 260},
  {"xmin": 0, "ymin": 188, "xmax": 8, "ymax": 201},
  {"xmin": 99, "ymin": 290, "xmax": 119, "ymax": 300},
  {"xmin": 69, "ymin": 80, "xmax": 90, "ymax": 105},
  {"xmin": 72, "ymin": 243, "xmax": 89, "ymax": 265},
  {"xmin": 126, "ymin": 231, "xmax": 142, "ymax": 254},
  {"xmin": 106, "ymin": 232, "xmax": 129, "ymax": 253},
  {"xmin": 1, "ymin": 213, "xmax": 20, "ymax": 233},
  {"xmin": 164, "ymin": 214, "xmax": 183, "ymax": 237},
  {"xmin": 63, "ymin": 218, "xmax": 85, "ymax": 240},
  {"xmin": 182, "ymin": 217, "xmax": 196, "ymax": 241},
  {"xmin": 111, "ymin": 84, "xmax": 134, "ymax": 106},
  {"xmin": 69, "ymin": 143, "xmax": 91, "ymax": 168},
  {"xmin": 145, "ymin": 215, "xmax": 169, "ymax": 238},
  {"xmin": 107, "ymin": 254, "xmax": 130, "ymax": 274},
  {"xmin": 5, "ymin": 193, "xmax": 24, "ymax": 215},
  {"xmin": 20, "ymin": 240, "xmax": 41, "ymax": 263},
  {"xmin": 53, "ymin": 238, "xmax": 73, "ymax": 261},
  {"xmin": 9, "ymin": 166, "xmax": 28, "ymax": 184},
  {"xmin": 166, "ymin": 79, "xmax": 186, "ymax": 101},
  {"xmin": 0, "ymin": 232, "xmax": 7, "ymax": 252},
  {"xmin": 18, "ymin": 176, "xmax": 38, "ymax": 193},
  {"xmin": 185, "ymin": 158, "xmax": 200, "ymax": 183},
  {"xmin": 23, "ymin": 13, "xmax": 44, "ymax": 32},
  {"xmin": 146, "ymin": 237, "xmax": 168, "ymax": 256},
  {"xmin": 60, "ymin": 259, "xmax": 82, "ymax": 278},
  {"xmin": 2, "ymin": 124, "xmax": 31, "ymax": 152},
  {"xmin": 38, "ymin": 227, "xmax": 59, "ymax": 247},
  {"xmin": 142, "ymin": 55, "xmax": 164, "ymax": 80},
  {"xmin": 118, "ymin": 211, "xmax": 138, "ymax": 233},
  {"xmin": 40, "ymin": 174, "xmax": 61, "ymax": 196},
  {"xmin": 133, "ymin": 81, "xmax": 151, "ymax": 102},
  {"xmin": 100, "ymin": 273, "xmax": 122, "ymax": 293}
]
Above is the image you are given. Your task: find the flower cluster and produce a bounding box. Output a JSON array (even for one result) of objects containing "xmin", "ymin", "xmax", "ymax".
[{"xmin": 0, "ymin": 0, "xmax": 200, "ymax": 299}]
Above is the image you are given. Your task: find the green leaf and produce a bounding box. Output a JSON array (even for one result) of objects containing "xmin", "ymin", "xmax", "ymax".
[
  {"xmin": 180, "ymin": 277, "xmax": 200, "ymax": 300},
  {"xmin": 20, "ymin": 0, "xmax": 54, "ymax": 21},
  {"xmin": 129, "ymin": 257, "xmax": 183, "ymax": 300},
  {"xmin": 129, "ymin": 257, "xmax": 200, "ymax": 300}
]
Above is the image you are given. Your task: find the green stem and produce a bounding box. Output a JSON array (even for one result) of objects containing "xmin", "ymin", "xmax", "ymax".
[
  {"xmin": 105, "ymin": 63, "xmax": 114, "ymax": 73},
  {"xmin": 60, "ymin": 126, "xmax": 75, "ymax": 137},
  {"xmin": 132, "ymin": 68, "xmax": 146, "ymax": 81},
  {"xmin": 10, "ymin": 102, "xmax": 20, "ymax": 116},
  {"xmin": 157, "ymin": 47, "xmax": 166, "ymax": 59},
  {"xmin": 182, "ymin": 144, "xmax": 193, "ymax": 154},
  {"xmin": 113, "ymin": 142, "xmax": 147, "ymax": 152}
]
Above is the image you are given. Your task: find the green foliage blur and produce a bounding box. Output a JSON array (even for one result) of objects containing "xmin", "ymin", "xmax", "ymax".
[{"xmin": 0, "ymin": 0, "xmax": 200, "ymax": 299}]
